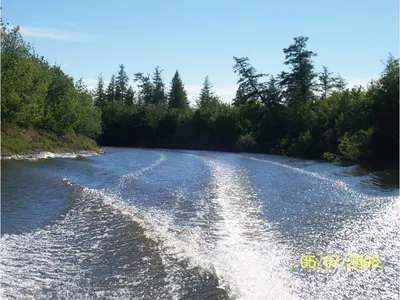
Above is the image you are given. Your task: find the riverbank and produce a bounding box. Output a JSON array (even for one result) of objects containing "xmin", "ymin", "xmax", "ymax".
[{"xmin": 1, "ymin": 126, "xmax": 102, "ymax": 159}]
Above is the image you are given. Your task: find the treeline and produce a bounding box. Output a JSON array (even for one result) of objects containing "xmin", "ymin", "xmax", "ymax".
[
  {"xmin": 1, "ymin": 24, "xmax": 102, "ymax": 139},
  {"xmin": 2, "ymin": 21, "xmax": 398, "ymax": 169},
  {"xmin": 95, "ymin": 37, "xmax": 398, "ymax": 169}
]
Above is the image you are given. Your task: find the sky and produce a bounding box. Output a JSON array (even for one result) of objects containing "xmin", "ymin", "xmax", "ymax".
[{"xmin": 3, "ymin": 0, "xmax": 399, "ymax": 104}]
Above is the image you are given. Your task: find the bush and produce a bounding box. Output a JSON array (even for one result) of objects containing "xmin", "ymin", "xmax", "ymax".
[
  {"xmin": 236, "ymin": 132, "xmax": 257, "ymax": 152},
  {"xmin": 337, "ymin": 127, "xmax": 373, "ymax": 163}
]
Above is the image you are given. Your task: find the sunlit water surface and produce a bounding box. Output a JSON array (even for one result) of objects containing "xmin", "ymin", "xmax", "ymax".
[{"xmin": 1, "ymin": 148, "xmax": 399, "ymax": 299}]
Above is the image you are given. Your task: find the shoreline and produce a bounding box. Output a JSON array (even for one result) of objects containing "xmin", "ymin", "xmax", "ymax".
[
  {"xmin": 1, "ymin": 149, "xmax": 103, "ymax": 161},
  {"xmin": 1, "ymin": 126, "xmax": 102, "ymax": 160}
]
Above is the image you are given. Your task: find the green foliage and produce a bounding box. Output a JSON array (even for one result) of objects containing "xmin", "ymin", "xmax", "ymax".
[
  {"xmin": 1, "ymin": 24, "xmax": 102, "ymax": 145},
  {"xmin": 93, "ymin": 73, "xmax": 107, "ymax": 107},
  {"xmin": 232, "ymin": 57, "xmax": 267, "ymax": 106},
  {"xmin": 197, "ymin": 76, "xmax": 215, "ymax": 108},
  {"xmin": 1, "ymin": 126, "xmax": 99, "ymax": 154},
  {"xmin": 134, "ymin": 72, "xmax": 154, "ymax": 105},
  {"xmin": 152, "ymin": 66, "xmax": 166, "ymax": 105},
  {"xmin": 115, "ymin": 64, "xmax": 129, "ymax": 103},
  {"xmin": 6, "ymin": 23, "xmax": 396, "ymax": 170},
  {"xmin": 124, "ymin": 86, "xmax": 135, "ymax": 106},
  {"xmin": 74, "ymin": 87, "xmax": 102, "ymax": 139},
  {"xmin": 367, "ymin": 55, "xmax": 399, "ymax": 168},
  {"xmin": 1, "ymin": 26, "xmax": 49, "ymax": 127},
  {"xmin": 323, "ymin": 152, "xmax": 339, "ymax": 162},
  {"xmin": 279, "ymin": 36, "xmax": 317, "ymax": 105},
  {"xmin": 106, "ymin": 75, "xmax": 116, "ymax": 103},
  {"xmin": 97, "ymin": 46, "xmax": 398, "ymax": 170},
  {"xmin": 168, "ymin": 71, "xmax": 189, "ymax": 109},
  {"xmin": 337, "ymin": 128, "xmax": 374, "ymax": 163},
  {"xmin": 42, "ymin": 66, "xmax": 79, "ymax": 134},
  {"xmin": 317, "ymin": 66, "xmax": 345, "ymax": 99},
  {"xmin": 236, "ymin": 133, "xmax": 257, "ymax": 152}
]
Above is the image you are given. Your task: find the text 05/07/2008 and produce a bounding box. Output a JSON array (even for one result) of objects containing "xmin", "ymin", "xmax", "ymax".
[{"xmin": 299, "ymin": 255, "xmax": 380, "ymax": 269}]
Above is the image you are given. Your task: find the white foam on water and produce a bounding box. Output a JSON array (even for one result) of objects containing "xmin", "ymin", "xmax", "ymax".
[
  {"xmin": 240, "ymin": 155, "xmax": 399, "ymax": 299},
  {"xmin": 242, "ymin": 155, "xmax": 397, "ymax": 204},
  {"xmin": 117, "ymin": 153, "xmax": 166, "ymax": 190},
  {"xmin": 1, "ymin": 150, "xmax": 100, "ymax": 161},
  {"xmin": 79, "ymin": 187, "xmax": 192, "ymax": 300},
  {"xmin": 0, "ymin": 154, "xmax": 169, "ymax": 300},
  {"xmin": 88, "ymin": 155, "xmax": 300, "ymax": 300},
  {"xmin": 243, "ymin": 156, "xmax": 353, "ymax": 190},
  {"xmin": 202, "ymin": 159, "xmax": 299, "ymax": 300},
  {"xmin": 3, "ymin": 150, "xmax": 397, "ymax": 299},
  {"xmin": 300, "ymin": 195, "xmax": 400, "ymax": 300}
]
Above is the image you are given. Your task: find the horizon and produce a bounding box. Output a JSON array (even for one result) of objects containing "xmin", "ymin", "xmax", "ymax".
[{"xmin": 3, "ymin": 0, "xmax": 399, "ymax": 104}]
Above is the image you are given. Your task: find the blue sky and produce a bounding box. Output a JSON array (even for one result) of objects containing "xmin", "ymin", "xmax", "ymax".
[{"xmin": 4, "ymin": 0, "xmax": 399, "ymax": 103}]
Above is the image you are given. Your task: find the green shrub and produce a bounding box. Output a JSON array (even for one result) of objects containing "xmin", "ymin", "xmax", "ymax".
[
  {"xmin": 236, "ymin": 132, "xmax": 257, "ymax": 152},
  {"xmin": 337, "ymin": 127, "xmax": 373, "ymax": 162}
]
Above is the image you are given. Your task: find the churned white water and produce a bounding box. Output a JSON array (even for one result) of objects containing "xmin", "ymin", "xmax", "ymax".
[{"xmin": 1, "ymin": 149, "xmax": 398, "ymax": 299}]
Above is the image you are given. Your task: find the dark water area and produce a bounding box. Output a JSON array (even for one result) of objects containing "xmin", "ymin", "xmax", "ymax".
[{"xmin": 1, "ymin": 148, "xmax": 399, "ymax": 299}]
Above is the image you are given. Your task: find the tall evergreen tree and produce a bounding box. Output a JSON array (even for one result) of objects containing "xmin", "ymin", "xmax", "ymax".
[
  {"xmin": 233, "ymin": 56, "xmax": 267, "ymax": 105},
  {"xmin": 152, "ymin": 66, "xmax": 166, "ymax": 104},
  {"xmin": 106, "ymin": 74, "xmax": 116, "ymax": 103},
  {"xmin": 115, "ymin": 64, "xmax": 129, "ymax": 103},
  {"xmin": 125, "ymin": 85, "xmax": 135, "ymax": 106},
  {"xmin": 279, "ymin": 36, "xmax": 317, "ymax": 105},
  {"xmin": 168, "ymin": 70, "xmax": 189, "ymax": 109},
  {"xmin": 318, "ymin": 66, "xmax": 335, "ymax": 100},
  {"xmin": 334, "ymin": 75, "xmax": 347, "ymax": 91},
  {"xmin": 232, "ymin": 85, "xmax": 248, "ymax": 106},
  {"xmin": 75, "ymin": 77, "xmax": 88, "ymax": 93},
  {"xmin": 263, "ymin": 75, "xmax": 282, "ymax": 105},
  {"xmin": 197, "ymin": 76, "xmax": 214, "ymax": 107},
  {"xmin": 134, "ymin": 72, "xmax": 154, "ymax": 105},
  {"xmin": 94, "ymin": 73, "xmax": 106, "ymax": 107}
]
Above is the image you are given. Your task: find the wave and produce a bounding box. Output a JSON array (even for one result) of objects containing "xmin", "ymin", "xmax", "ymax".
[
  {"xmin": 238, "ymin": 155, "xmax": 400, "ymax": 299},
  {"xmin": 298, "ymin": 195, "xmax": 400, "ymax": 300},
  {"xmin": 3, "ymin": 150, "xmax": 396, "ymax": 299},
  {"xmin": 241, "ymin": 155, "xmax": 397, "ymax": 202},
  {"xmin": 1, "ymin": 150, "xmax": 100, "ymax": 161},
  {"xmin": 116, "ymin": 152, "xmax": 166, "ymax": 190},
  {"xmin": 56, "ymin": 153, "xmax": 297, "ymax": 299}
]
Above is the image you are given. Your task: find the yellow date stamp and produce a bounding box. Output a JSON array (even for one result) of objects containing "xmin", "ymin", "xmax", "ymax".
[{"xmin": 299, "ymin": 255, "xmax": 379, "ymax": 269}]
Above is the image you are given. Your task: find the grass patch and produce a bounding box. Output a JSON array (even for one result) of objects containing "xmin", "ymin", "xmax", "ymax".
[{"xmin": 1, "ymin": 126, "xmax": 101, "ymax": 155}]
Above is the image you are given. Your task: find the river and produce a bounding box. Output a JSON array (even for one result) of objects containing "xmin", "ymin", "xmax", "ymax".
[{"xmin": 1, "ymin": 147, "xmax": 399, "ymax": 299}]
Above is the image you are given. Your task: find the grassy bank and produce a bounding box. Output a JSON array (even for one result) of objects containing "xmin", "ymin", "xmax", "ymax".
[{"xmin": 1, "ymin": 126, "xmax": 101, "ymax": 156}]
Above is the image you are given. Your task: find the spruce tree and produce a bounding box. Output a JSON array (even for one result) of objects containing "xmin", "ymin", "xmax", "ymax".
[
  {"xmin": 318, "ymin": 66, "xmax": 335, "ymax": 100},
  {"xmin": 168, "ymin": 70, "xmax": 189, "ymax": 109},
  {"xmin": 279, "ymin": 36, "xmax": 317, "ymax": 105},
  {"xmin": 197, "ymin": 76, "xmax": 214, "ymax": 107},
  {"xmin": 134, "ymin": 72, "xmax": 154, "ymax": 105},
  {"xmin": 115, "ymin": 64, "xmax": 129, "ymax": 103},
  {"xmin": 94, "ymin": 73, "xmax": 106, "ymax": 107},
  {"xmin": 232, "ymin": 85, "xmax": 247, "ymax": 106},
  {"xmin": 232, "ymin": 56, "xmax": 268, "ymax": 105},
  {"xmin": 125, "ymin": 85, "xmax": 135, "ymax": 106},
  {"xmin": 263, "ymin": 75, "xmax": 282, "ymax": 105},
  {"xmin": 333, "ymin": 75, "xmax": 347, "ymax": 92},
  {"xmin": 75, "ymin": 77, "xmax": 88, "ymax": 93},
  {"xmin": 152, "ymin": 66, "xmax": 166, "ymax": 104},
  {"xmin": 106, "ymin": 74, "xmax": 116, "ymax": 103}
]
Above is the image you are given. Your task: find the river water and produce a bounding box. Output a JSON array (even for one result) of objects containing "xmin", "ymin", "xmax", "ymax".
[{"xmin": 1, "ymin": 147, "xmax": 399, "ymax": 299}]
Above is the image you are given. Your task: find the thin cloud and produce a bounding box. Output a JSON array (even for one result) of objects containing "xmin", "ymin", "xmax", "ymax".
[
  {"xmin": 83, "ymin": 79, "xmax": 98, "ymax": 91},
  {"xmin": 18, "ymin": 25, "xmax": 96, "ymax": 42},
  {"xmin": 347, "ymin": 78, "xmax": 373, "ymax": 89},
  {"xmin": 60, "ymin": 21, "xmax": 81, "ymax": 30}
]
